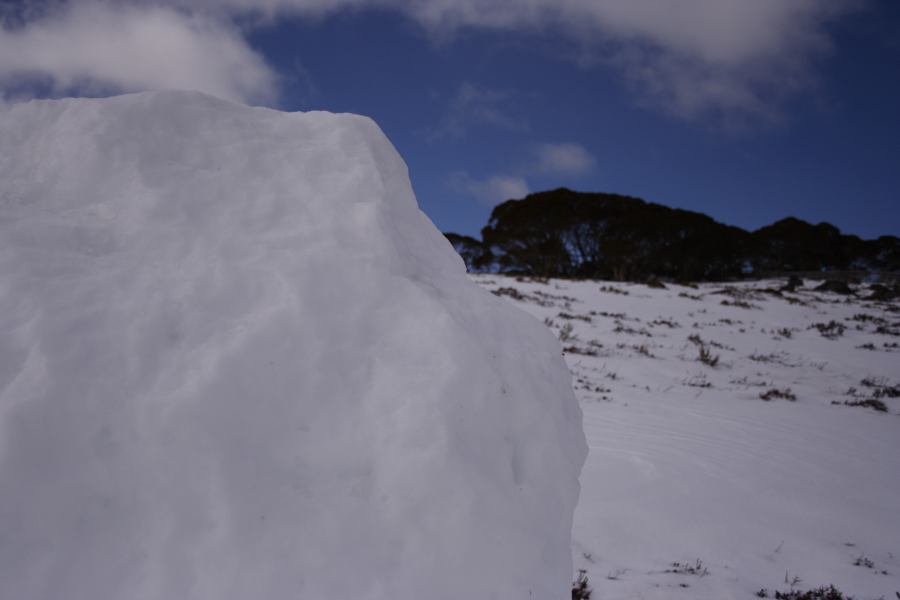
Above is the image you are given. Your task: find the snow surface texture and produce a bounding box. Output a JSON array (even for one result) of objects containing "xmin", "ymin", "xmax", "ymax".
[
  {"xmin": 477, "ymin": 275, "xmax": 900, "ymax": 600},
  {"xmin": 0, "ymin": 91, "xmax": 586, "ymax": 600}
]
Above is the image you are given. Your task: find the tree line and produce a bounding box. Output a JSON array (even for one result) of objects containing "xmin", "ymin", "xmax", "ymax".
[{"xmin": 444, "ymin": 188, "xmax": 900, "ymax": 281}]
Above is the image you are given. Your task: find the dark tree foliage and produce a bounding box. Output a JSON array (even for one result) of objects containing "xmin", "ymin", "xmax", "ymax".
[
  {"xmin": 445, "ymin": 188, "xmax": 900, "ymax": 281},
  {"xmin": 747, "ymin": 218, "xmax": 898, "ymax": 273},
  {"xmin": 478, "ymin": 188, "xmax": 747, "ymax": 280},
  {"xmin": 752, "ymin": 218, "xmax": 850, "ymax": 271}
]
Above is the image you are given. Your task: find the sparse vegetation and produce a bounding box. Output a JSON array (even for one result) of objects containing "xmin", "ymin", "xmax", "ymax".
[
  {"xmin": 491, "ymin": 286, "xmax": 525, "ymax": 301},
  {"xmin": 698, "ymin": 344, "xmax": 720, "ymax": 367},
  {"xmin": 875, "ymin": 324, "xmax": 900, "ymax": 336},
  {"xmin": 850, "ymin": 313, "xmax": 886, "ymax": 325},
  {"xmin": 852, "ymin": 555, "xmax": 874, "ymax": 569},
  {"xmin": 721, "ymin": 299, "xmax": 755, "ymax": 309},
  {"xmin": 861, "ymin": 376, "xmax": 900, "ymax": 399},
  {"xmin": 760, "ymin": 388, "xmax": 797, "ymax": 402},
  {"xmin": 590, "ymin": 310, "xmax": 628, "ymax": 319},
  {"xmin": 773, "ymin": 585, "xmax": 854, "ymax": 600},
  {"xmin": 571, "ymin": 569, "xmax": 592, "ymax": 600},
  {"xmin": 634, "ymin": 344, "xmax": 653, "ymax": 357},
  {"xmin": 841, "ymin": 398, "xmax": 888, "ymax": 412},
  {"xmin": 714, "ymin": 286, "xmax": 759, "ymax": 300},
  {"xmin": 613, "ymin": 322, "xmax": 652, "ymax": 336},
  {"xmin": 783, "ymin": 295, "xmax": 811, "ymax": 307},
  {"xmin": 599, "ymin": 285, "xmax": 629, "ymax": 295},
  {"xmin": 650, "ymin": 318, "xmax": 680, "ymax": 328},
  {"xmin": 618, "ymin": 343, "xmax": 655, "ymax": 357},
  {"xmin": 839, "ymin": 380, "xmax": 894, "ymax": 412},
  {"xmin": 731, "ymin": 376, "xmax": 772, "ymax": 388},
  {"xmin": 679, "ymin": 291, "xmax": 703, "ymax": 301},
  {"xmin": 684, "ymin": 373, "xmax": 713, "ymax": 388},
  {"xmin": 558, "ymin": 312, "xmax": 592, "ymax": 323},
  {"xmin": 850, "ymin": 553, "xmax": 890, "ymax": 574},
  {"xmin": 559, "ymin": 323, "xmax": 577, "ymax": 342},
  {"xmin": 515, "ymin": 275, "xmax": 549, "ymax": 285},
  {"xmin": 534, "ymin": 289, "xmax": 578, "ymax": 304},
  {"xmin": 664, "ymin": 558, "xmax": 708, "ymax": 576},
  {"xmin": 491, "ymin": 287, "xmax": 553, "ymax": 307},
  {"xmin": 564, "ymin": 345, "xmax": 598, "ymax": 357},
  {"xmin": 810, "ymin": 321, "xmax": 845, "ymax": 339},
  {"xmin": 749, "ymin": 351, "xmax": 798, "ymax": 367},
  {"xmin": 687, "ymin": 334, "xmax": 721, "ymax": 367}
]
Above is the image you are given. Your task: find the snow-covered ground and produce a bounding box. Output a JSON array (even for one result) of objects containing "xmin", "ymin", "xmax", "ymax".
[
  {"xmin": 473, "ymin": 274, "xmax": 900, "ymax": 600},
  {"xmin": 4, "ymin": 90, "xmax": 898, "ymax": 599}
]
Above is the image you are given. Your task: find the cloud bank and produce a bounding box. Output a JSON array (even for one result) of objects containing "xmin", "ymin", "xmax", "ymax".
[
  {"xmin": 0, "ymin": 2, "xmax": 276, "ymax": 105},
  {"xmin": 430, "ymin": 82, "xmax": 528, "ymax": 140},
  {"xmin": 1, "ymin": 0, "xmax": 855, "ymax": 121},
  {"xmin": 175, "ymin": 0, "xmax": 854, "ymax": 122},
  {"xmin": 535, "ymin": 143, "xmax": 596, "ymax": 176},
  {"xmin": 450, "ymin": 171, "xmax": 530, "ymax": 206}
]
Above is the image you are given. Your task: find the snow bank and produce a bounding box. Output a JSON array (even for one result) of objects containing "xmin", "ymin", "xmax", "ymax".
[{"xmin": 0, "ymin": 91, "xmax": 586, "ymax": 600}]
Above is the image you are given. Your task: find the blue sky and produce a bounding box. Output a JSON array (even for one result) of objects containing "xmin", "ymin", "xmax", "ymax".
[{"xmin": 2, "ymin": 1, "xmax": 899, "ymax": 238}]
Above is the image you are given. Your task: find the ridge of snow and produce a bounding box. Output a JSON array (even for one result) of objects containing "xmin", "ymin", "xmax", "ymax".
[{"xmin": 0, "ymin": 91, "xmax": 586, "ymax": 600}]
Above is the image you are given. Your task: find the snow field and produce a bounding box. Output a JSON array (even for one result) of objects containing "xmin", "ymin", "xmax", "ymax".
[{"xmin": 475, "ymin": 274, "xmax": 900, "ymax": 600}]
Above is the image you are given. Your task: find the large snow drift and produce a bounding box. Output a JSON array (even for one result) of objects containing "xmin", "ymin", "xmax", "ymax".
[{"xmin": 0, "ymin": 91, "xmax": 586, "ymax": 600}]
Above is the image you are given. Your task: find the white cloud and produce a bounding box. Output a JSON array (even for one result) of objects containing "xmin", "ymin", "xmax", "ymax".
[
  {"xmin": 0, "ymin": 0, "xmax": 856, "ymax": 123},
  {"xmin": 152, "ymin": 0, "xmax": 847, "ymax": 62},
  {"xmin": 535, "ymin": 142, "xmax": 596, "ymax": 175},
  {"xmin": 0, "ymin": 2, "xmax": 277, "ymax": 105},
  {"xmin": 162, "ymin": 0, "xmax": 854, "ymax": 125},
  {"xmin": 450, "ymin": 171, "xmax": 529, "ymax": 205},
  {"xmin": 430, "ymin": 82, "xmax": 528, "ymax": 140}
]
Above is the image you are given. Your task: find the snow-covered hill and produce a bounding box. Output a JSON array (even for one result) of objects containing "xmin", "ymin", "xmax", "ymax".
[
  {"xmin": 474, "ymin": 274, "xmax": 900, "ymax": 600},
  {"xmin": 0, "ymin": 91, "xmax": 585, "ymax": 600}
]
